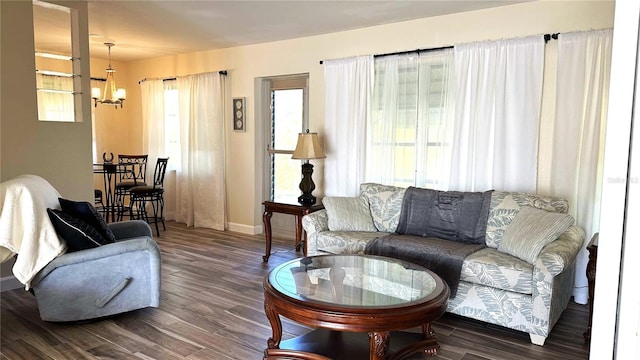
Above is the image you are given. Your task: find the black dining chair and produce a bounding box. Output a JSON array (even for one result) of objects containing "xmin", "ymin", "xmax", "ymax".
[
  {"xmin": 94, "ymin": 189, "xmax": 104, "ymax": 210},
  {"xmin": 115, "ymin": 154, "xmax": 148, "ymax": 220},
  {"xmin": 129, "ymin": 157, "xmax": 169, "ymax": 236}
]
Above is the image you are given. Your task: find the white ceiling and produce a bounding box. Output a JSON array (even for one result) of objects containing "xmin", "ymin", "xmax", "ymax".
[{"xmin": 33, "ymin": 0, "xmax": 532, "ymax": 62}]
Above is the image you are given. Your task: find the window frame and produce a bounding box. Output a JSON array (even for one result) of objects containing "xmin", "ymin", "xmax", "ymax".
[{"xmin": 263, "ymin": 74, "xmax": 309, "ymax": 201}]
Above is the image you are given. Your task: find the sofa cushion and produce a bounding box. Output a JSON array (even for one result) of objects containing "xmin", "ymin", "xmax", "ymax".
[
  {"xmin": 46, "ymin": 209, "xmax": 111, "ymax": 252},
  {"xmin": 360, "ymin": 183, "xmax": 406, "ymax": 233},
  {"xmin": 315, "ymin": 231, "xmax": 389, "ymax": 255},
  {"xmin": 485, "ymin": 191, "xmax": 569, "ymax": 249},
  {"xmin": 460, "ymin": 248, "xmax": 534, "ymax": 295},
  {"xmin": 498, "ymin": 206, "xmax": 574, "ymax": 264},
  {"xmin": 58, "ymin": 198, "xmax": 116, "ymax": 243},
  {"xmin": 323, "ymin": 196, "xmax": 377, "ymax": 232}
]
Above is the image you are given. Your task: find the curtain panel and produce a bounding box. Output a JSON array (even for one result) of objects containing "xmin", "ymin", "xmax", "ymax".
[
  {"xmin": 549, "ymin": 29, "xmax": 612, "ymax": 304},
  {"xmin": 175, "ymin": 73, "xmax": 227, "ymax": 230},
  {"xmin": 140, "ymin": 73, "xmax": 227, "ymax": 230},
  {"xmin": 91, "ymin": 79, "xmax": 107, "ymax": 163},
  {"xmin": 141, "ymin": 79, "xmax": 166, "ymax": 173},
  {"xmin": 367, "ymin": 50, "xmax": 455, "ymax": 190},
  {"xmin": 323, "ymin": 55, "xmax": 373, "ymax": 196},
  {"xmin": 449, "ymin": 36, "xmax": 545, "ymax": 192}
]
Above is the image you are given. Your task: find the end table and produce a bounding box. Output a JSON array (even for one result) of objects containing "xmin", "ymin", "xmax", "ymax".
[
  {"xmin": 584, "ymin": 232, "xmax": 598, "ymax": 343},
  {"xmin": 262, "ymin": 198, "xmax": 324, "ymax": 262}
]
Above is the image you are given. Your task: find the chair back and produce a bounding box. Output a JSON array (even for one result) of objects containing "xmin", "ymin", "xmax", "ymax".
[
  {"xmin": 118, "ymin": 154, "xmax": 148, "ymax": 184},
  {"xmin": 152, "ymin": 157, "xmax": 169, "ymax": 189}
]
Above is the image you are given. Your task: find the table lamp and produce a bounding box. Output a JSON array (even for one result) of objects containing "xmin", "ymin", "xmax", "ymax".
[{"xmin": 292, "ymin": 130, "xmax": 326, "ymax": 205}]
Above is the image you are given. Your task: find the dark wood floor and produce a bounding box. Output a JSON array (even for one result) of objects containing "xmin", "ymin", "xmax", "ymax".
[{"xmin": 1, "ymin": 221, "xmax": 590, "ymax": 360}]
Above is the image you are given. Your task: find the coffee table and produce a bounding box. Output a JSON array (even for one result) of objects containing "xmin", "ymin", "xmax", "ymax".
[{"xmin": 263, "ymin": 255, "xmax": 450, "ymax": 360}]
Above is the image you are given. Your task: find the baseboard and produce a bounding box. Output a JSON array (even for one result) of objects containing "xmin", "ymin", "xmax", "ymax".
[
  {"xmin": 0, "ymin": 275, "xmax": 23, "ymax": 292},
  {"xmin": 227, "ymin": 222, "xmax": 262, "ymax": 235}
]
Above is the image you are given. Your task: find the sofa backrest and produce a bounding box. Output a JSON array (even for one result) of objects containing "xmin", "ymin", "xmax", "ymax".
[
  {"xmin": 485, "ymin": 191, "xmax": 569, "ymax": 248},
  {"xmin": 360, "ymin": 183, "xmax": 406, "ymax": 233},
  {"xmin": 359, "ymin": 183, "xmax": 570, "ymax": 248}
]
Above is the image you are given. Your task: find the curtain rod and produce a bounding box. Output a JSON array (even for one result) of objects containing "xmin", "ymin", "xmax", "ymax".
[
  {"xmin": 544, "ymin": 33, "xmax": 560, "ymax": 43},
  {"xmin": 320, "ymin": 33, "xmax": 562, "ymax": 65},
  {"xmin": 319, "ymin": 45, "xmax": 453, "ymax": 65},
  {"xmin": 138, "ymin": 70, "xmax": 228, "ymax": 84}
]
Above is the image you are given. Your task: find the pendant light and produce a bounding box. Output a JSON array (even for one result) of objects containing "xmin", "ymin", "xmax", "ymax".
[{"xmin": 92, "ymin": 42, "xmax": 125, "ymax": 108}]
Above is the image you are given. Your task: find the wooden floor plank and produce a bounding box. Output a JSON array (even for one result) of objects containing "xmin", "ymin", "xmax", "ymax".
[{"xmin": 1, "ymin": 221, "xmax": 590, "ymax": 359}]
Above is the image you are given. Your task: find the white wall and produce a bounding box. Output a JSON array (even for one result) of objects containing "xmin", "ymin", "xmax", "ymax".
[
  {"xmin": 0, "ymin": 0, "xmax": 92, "ymax": 286},
  {"xmin": 591, "ymin": 1, "xmax": 640, "ymax": 357},
  {"xmin": 122, "ymin": 1, "xmax": 614, "ymax": 233}
]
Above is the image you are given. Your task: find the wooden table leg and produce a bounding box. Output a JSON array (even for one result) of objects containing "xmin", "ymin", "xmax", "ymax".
[
  {"xmin": 295, "ymin": 215, "xmax": 303, "ymax": 252},
  {"xmin": 421, "ymin": 323, "xmax": 439, "ymax": 356},
  {"xmin": 584, "ymin": 244, "xmax": 597, "ymax": 343},
  {"xmin": 369, "ymin": 331, "xmax": 390, "ymax": 360},
  {"xmin": 263, "ymin": 209, "xmax": 273, "ymax": 262},
  {"xmin": 264, "ymin": 302, "xmax": 283, "ymax": 349},
  {"xmin": 388, "ymin": 323, "xmax": 439, "ymax": 360},
  {"xmin": 302, "ymin": 232, "xmax": 308, "ymax": 256}
]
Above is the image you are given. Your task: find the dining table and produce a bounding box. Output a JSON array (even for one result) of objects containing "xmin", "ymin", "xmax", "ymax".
[{"xmin": 93, "ymin": 162, "xmax": 130, "ymax": 223}]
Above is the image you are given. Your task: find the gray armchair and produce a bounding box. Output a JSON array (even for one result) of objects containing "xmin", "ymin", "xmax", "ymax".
[{"xmin": 30, "ymin": 220, "xmax": 161, "ymax": 322}]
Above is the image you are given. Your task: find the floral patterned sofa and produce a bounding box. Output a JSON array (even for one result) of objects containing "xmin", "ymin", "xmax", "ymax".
[{"xmin": 302, "ymin": 183, "xmax": 585, "ymax": 346}]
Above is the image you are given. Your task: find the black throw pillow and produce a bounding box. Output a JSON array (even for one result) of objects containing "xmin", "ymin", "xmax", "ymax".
[
  {"xmin": 58, "ymin": 198, "xmax": 116, "ymax": 243},
  {"xmin": 47, "ymin": 209, "xmax": 111, "ymax": 252}
]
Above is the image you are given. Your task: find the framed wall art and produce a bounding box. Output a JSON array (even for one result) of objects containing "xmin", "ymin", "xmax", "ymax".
[{"xmin": 233, "ymin": 97, "xmax": 246, "ymax": 131}]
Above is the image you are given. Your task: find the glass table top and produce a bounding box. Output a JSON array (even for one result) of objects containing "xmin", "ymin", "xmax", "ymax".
[{"xmin": 268, "ymin": 255, "xmax": 437, "ymax": 308}]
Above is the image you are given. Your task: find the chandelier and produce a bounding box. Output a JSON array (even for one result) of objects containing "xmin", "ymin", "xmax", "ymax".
[{"xmin": 92, "ymin": 42, "xmax": 126, "ymax": 108}]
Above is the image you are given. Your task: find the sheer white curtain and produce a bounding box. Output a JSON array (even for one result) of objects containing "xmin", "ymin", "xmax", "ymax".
[
  {"xmin": 549, "ymin": 29, "xmax": 612, "ymax": 304},
  {"xmin": 140, "ymin": 79, "xmax": 166, "ymax": 174},
  {"xmin": 91, "ymin": 79, "xmax": 107, "ymax": 163},
  {"xmin": 450, "ymin": 36, "xmax": 544, "ymax": 192},
  {"xmin": 323, "ymin": 55, "xmax": 373, "ymax": 196},
  {"xmin": 175, "ymin": 72, "xmax": 226, "ymax": 230},
  {"xmin": 367, "ymin": 50, "xmax": 455, "ymax": 189}
]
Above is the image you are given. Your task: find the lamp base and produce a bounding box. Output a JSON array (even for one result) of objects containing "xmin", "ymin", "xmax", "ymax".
[
  {"xmin": 298, "ymin": 162, "xmax": 317, "ymax": 205},
  {"xmin": 298, "ymin": 194, "xmax": 317, "ymax": 205}
]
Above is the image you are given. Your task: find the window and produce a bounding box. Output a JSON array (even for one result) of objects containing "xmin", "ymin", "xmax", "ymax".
[
  {"xmin": 264, "ymin": 75, "xmax": 309, "ymax": 200},
  {"xmin": 368, "ymin": 51, "xmax": 453, "ymax": 189},
  {"xmin": 33, "ymin": 0, "xmax": 84, "ymax": 122},
  {"xmin": 36, "ymin": 72, "xmax": 75, "ymax": 122}
]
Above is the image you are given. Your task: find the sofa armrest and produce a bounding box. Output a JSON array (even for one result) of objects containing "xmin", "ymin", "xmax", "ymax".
[
  {"xmin": 302, "ymin": 209, "xmax": 328, "ymax": 236},
  {"xmin": 534, "ymin": 225, "xmax": 585, "ymax": 276},
  {"xmin": 302, "ymin": 210, "xmax": 328, "ymax": 255},
  {"xmin": 108, "ymin": 220, "xmax": 153, "ymax": 240},
  {"xmin": 530, "ymin": 225, "xmax": 585, "ymax": 338},
  {"xmin": 31, "ymin": 237, "xmax": 160, "ymax": 285}
]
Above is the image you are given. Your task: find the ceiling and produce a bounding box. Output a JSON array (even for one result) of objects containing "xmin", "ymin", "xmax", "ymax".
[{"xmin": 33, "ymin": 0, "xmax": 532, "ymax": 62}]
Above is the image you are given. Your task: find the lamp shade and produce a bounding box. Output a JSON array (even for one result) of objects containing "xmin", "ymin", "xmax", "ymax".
[{"xmin": 292, "ymin": 132, "xmax": 326, "ymax": 160}]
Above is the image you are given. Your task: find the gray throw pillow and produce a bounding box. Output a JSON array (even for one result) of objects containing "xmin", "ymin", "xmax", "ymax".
[
  {"xmin": 323, "ymin": 196, "xmax": 378, "ymax": 232},
  {"xmin": 498, "ymin": 206, "xmax": 574, "ymax": 264},
  {"xmin": 360, "ymin": 183, "xmax": 406, "ymax": 232}
]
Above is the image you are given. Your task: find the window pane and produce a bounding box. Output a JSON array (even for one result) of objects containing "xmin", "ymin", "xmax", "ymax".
[
  {"xmin": 369, "ymin": 51, "xmax": 453, "ymax": 188},
  {"xmin": 272, "ymin": 154, "xmax": 301, "ymax": 199},
  {"xmin": 272, "ymin": 89, "xmax": 303, "ymax": 150}
]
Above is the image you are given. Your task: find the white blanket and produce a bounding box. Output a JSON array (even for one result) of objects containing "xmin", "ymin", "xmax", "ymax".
[{"xmin": 0, "ymin": 175, "xmax": 67, "ymax": 289}]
